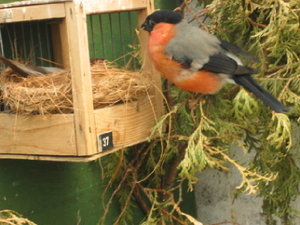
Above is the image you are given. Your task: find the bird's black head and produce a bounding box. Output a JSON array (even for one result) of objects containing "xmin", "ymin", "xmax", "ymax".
[{"xmin": 141, "ymin": 10, "xmax": 182, "ymax": 32}]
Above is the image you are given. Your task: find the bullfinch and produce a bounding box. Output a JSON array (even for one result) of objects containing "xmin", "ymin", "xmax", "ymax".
[{"xmin": 141, "ymin": 10, "xmax": 288, "ymax": 113}]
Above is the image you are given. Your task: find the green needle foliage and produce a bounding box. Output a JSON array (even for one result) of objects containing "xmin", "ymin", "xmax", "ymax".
[
  {"xmin": 100, "ymin": 1, "xmax": 300, "ymax": 224},
  {"xmin": 194, "ymin": 0, "xmax": 300, "ymax": 222}
]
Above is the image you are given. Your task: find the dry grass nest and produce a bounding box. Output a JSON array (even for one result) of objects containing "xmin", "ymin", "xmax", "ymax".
[
  {"xmin": 0, "ymin": 210, "xmax": 37, "ymax": 225},
  {"xmin": 0, "ymin": 60, "xmax": 153, "ymax": 115}
]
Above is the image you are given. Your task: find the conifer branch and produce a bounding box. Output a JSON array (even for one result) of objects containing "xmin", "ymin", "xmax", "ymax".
[{"xmin": 163, "ymin": 143, "xmax": 187, "ymax": 189}]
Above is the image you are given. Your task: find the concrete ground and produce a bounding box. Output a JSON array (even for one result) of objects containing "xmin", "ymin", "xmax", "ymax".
[{"xmin": 195, "ymin": 146, "xmax": 300, "ymax": 225}]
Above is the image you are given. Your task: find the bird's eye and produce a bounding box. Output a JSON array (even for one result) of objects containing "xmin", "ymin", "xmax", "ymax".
[{"xmin": 149, "ymin": 19, "xmax": 155, "ymax": 26}]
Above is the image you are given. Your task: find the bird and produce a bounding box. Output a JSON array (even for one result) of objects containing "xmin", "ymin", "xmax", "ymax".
[
  {"xmin": 141, "ymin": 10, "xmax": 288, "ymax": 113},
  {"xmin": 0, "ymin": 55, "xmax": 64, "ymax": 77}
]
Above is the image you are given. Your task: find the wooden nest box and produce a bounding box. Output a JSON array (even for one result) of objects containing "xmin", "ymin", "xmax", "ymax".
[{"xmin": 0, "ymin": 0, "xmax": 162, "ymax": 161}]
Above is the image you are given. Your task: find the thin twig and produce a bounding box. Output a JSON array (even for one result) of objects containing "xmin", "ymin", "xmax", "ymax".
[
  {"xmin": 165, "ymin": 80, "xmax": 174, "ymax": 108},
  {"xmin": 188, "ymin": 9, "xmax": 209, "ymax": 23},
  {"xmin": 163, "ymin": 143, "xmax": 187, "ymax": 189},
  {"xmin": 143, "ymin": 187, "xmax": 204, "ymax": 224},
  {"xmin": 132, "ymin": 183, "xmax": 150, "ymax": 215},
  {"xmin": 207, "ymin": 133, "xmax": 242, "ymax": 140},
  {"xmin": 186, "ymin": 6, "xmax": 210, "ymax": 32},
  {"xmin": 210, "ymin": 221, "xmax": 241, "ymax": 225},
  {"xmin": 161, "ymin": 209, "xmax": 187, "ymax": 225},
  {"xmin": 111, "ymin": 143, "xmax": 154, "ymax": 220},
  {"xmin": 100, "ymin": 166, "xmax": 132, "ymax": 224},
  {"xmin": 264, "ymin": 65, "xmax": 285, "ymax": 75},
  {"xmin": 100, "ymin": 143, "xmax": 151, "ymax": 224},
  {"xmin": 37, "ymin": 57, "xmax": 63, "ymax": 67},
  {"xmin": 247, "ymin": 18, "xmax": 267, "ymax": 28},
  {"xmin": 174, "ymin": 0, "xmax": 192, "ymax": 12},
  {"xmin": 113, "ymin": 183, "xmax": 136, "ymax": 225}
]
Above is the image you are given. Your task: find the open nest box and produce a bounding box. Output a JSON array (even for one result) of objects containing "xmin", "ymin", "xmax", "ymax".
[{"xmin": 0, "ymin": 0, "xmax": 162, "ymax": 162}]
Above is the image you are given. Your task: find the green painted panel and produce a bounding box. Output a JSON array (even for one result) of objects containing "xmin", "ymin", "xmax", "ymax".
[
  {"xmin": 155, "ymin": 0, "xmax": 179, "ymax": 10},
  {"xmin": 0, "ymin": 12, "xmax": 138, "ymax": 67},
  {"xmin": 0, "ymin": 0, "xmax": 18, "ymax": 3},
  {"xmin": 0, "ymin": 158, "xmax": 121, "ymax": 225},
  {"xmin": 1, "ymin": 21, "xmax": 54, "ymax": 66},
  {"xmin": 87, "ymin": 12, "xmax": 138, "ymax": 67}
]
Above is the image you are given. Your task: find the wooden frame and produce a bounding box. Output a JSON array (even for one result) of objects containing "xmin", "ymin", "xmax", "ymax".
[
  {"xmin": 0, "ymin": 97, "xmax": 158, "ymax": 161},
  {"xmin": 0, "ymin": 0, "xmax": 149, "ymax": 23},
  {"xmin": 0, "ymin": 3, "xmax": 65, "ymax": 23},
  {"xmin": 0, "ymin": 0, "xmax": 162, "ymax": 161}
]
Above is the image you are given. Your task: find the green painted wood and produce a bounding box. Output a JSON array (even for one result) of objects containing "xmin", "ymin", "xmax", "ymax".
[
  {"xmin": 1, "ymin": 12, "xmax": 138, "ymax": 67},
  {"xmin": 0, "ymin": 159, "xmax": 121, "ymax": 224},
  {"xmin": 87, "ymin": 12, "xmax": 138, "ymax": 68},
  {"xmin": 1, "ymin": 21, "xmax": 53, "ymax": 66},
  {"xmin": 155, "ymin": 0, "xmax": 179, "ymax": 10},
  {"xmin": 0, "ymin": 0, "xmax": 19, "ymax": 4}
]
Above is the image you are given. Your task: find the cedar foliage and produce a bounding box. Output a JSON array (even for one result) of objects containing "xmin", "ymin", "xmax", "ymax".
[
  {"xmin": 100, "ymin": 0, "xmax": 300, "ymax": 224},
  {"xmin": 200, "ymin": 0, "xmax": 300, "ymax": 223}
]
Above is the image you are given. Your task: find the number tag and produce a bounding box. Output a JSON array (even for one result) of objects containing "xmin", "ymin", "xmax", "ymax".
[{"xmin": 98, "ymin": 132, "xmax": 113, "ymax": 152}]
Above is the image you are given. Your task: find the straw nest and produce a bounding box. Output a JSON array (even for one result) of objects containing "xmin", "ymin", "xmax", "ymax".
[{"xmin": 0, "ymin": 60, "xmax": 152, "ymax": 115}]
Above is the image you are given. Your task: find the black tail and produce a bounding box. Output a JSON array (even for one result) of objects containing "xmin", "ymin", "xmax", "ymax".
[{"xmin": 233, "ymin": 75, "xmax": 288, "ymax": 113}]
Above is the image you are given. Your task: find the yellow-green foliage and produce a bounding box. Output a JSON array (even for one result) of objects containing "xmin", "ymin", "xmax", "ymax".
[
  {"xmin": 100, "ymin": 1, "xmax": 300, "ymax": 224},
  {"xmin": 191, "ymin": 0, "xmax": 300, "ymax": 222}
]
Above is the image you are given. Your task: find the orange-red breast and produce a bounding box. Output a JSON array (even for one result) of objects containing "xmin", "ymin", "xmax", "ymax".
[{"xmin": 141, "ymin": 10, "xmax": 288, "ymax": 113}]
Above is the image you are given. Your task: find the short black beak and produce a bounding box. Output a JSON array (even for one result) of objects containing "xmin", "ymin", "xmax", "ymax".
[
  {"xmin": 141, "ymin": 22, "xmax": 149, "ymax": 31},
  {"xmin": 141, "ymin": 21, "xmax": 153, "ymax": 32}
]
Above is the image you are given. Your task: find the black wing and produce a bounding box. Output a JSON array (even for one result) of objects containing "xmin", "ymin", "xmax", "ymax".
[
  {"xmin": 220, "ymin": 40, "xmax": 259, "ymax": 62},
  {"xmin": 202, "ymin": 53, "xmax": 257, "ymax": 75},
  {"xmin": 201, "ymin": 53, "xmax": 238, "ymax": 74},
  {"xmin": 173, "ymin": 53, "xmax": 257, "ymax": 75}
]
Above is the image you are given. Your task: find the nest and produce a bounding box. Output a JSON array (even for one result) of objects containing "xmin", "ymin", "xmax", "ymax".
[{"xmin": 0, "ymin": 60, "xmax": 152, "ymax": 114}]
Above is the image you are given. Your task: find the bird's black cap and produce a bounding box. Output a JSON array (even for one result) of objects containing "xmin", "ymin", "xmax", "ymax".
[{"xmin": 141, "ymin": 10, "xmax": 182, "ymax": 32}]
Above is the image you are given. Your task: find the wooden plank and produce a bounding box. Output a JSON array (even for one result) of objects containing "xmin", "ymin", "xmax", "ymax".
[
  {"xmin": 94, "ymin": 97, "xmax": 158, "ymax": 151},
  {"xmin": 0, "ymin": 148, "xmax": 121, "ymax": 161},
  {"xmin": 0, "ymin": 3, "xmax": 65, "ymax": 23},
  {"xmin": 64, "ymin": 1, "xmax": 97, "ymax": 155},
  {"xmin": 0, "ymin": 154, "xmax": 98, "ymax": 162},
  {"xmin": 51, "ymin": 20, "xmax": 70, "ymax": 68},
  {"xmin": 0, "ymin": 0, "xmax": 71, "ymax": 9},
  {"xmin": 0, "ymin": 151, "xmax": 114, "ymax": 162},
  {"xmin": 0, "ymin": 96, "xmax": 159, "ymax": 161},
  {"xmin": 0, "ymin": 113, "xmax": 76, "ymax": 155},
  {"xmin": 82, "ymin": 0, "xmax": 147, "ymax": 15},
  {"xmin": 138, "ymin": 1, "xmax": 164, "ymax": 120}
]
